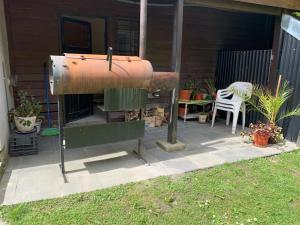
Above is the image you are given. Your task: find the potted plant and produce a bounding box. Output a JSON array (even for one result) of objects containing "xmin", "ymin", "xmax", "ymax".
[
  {"xmin": 244, "ymin": 122, "xmax": 271, "ymax": 147},
  {"xmin": 195, "ymin": 93, "xmax": 203, "ymax": 100},
  {"xmin": 35, "ymin": 115, "xmax": 45, "ymax": 134},
  {"xmin": 239, "ymin": 78, "xmax": 300, "ymax": 146},
  {"xmin": 204, "ymin": 79, "xmax": 216, "ymax": 100},
  {"xmin": 248, "ymin": 81, "xmax": 300, "ymax": 125},
  {"xmin": 268, "ymin": 123, "xmax": 284, "ymax": 144},
  {"xmin": 241, "ymin": 122, "xmax": 284, "ymax": 147},
  {"xmin": 179, "ymin": 80, "xmax": 194, "ymax": 101},
  {"xmin": 178, "ymin": 107, "xmax": 187, "ymax": 117},
  {"xmin": 198, "ymin": 112, "xmax": 208, "ymax": 123},
  {"xmin": 193, "ymin": 81, "xmax": 206, "ymax": 100},
  {"xmin": 11, "ymin": 91, "xmax": 42, "ymax": 133}
]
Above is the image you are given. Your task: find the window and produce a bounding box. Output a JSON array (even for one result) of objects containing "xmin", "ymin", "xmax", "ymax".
[{"xmin": 116, "ymin": 18, "xmax": 139, "ymax": 55}]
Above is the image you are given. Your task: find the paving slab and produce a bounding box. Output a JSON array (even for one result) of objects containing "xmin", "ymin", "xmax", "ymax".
[{"xmin": 0, "ymin": 120, "xmax": 297, "ymax": 205}]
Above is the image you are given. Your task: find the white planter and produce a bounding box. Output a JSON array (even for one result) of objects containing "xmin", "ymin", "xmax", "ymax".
[
  {"xmin": 35, "ymin": 119, "xmax": 42, "ymax": 134},
  {"xmin": 198, "ymin": 114, "xmax": 208, "ymax": 123},
  {"xmin": 14, "ymin": 116, "xmax": 36, "ymax": 133}
]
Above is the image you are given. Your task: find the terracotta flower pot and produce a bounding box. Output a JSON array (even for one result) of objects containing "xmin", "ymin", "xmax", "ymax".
[
  {"xmin": 178, "ymin": 107, "xmax": 187, "ymax": 116},
  {"xmin": 253, "ymin": 132, "xmax": 270, "ymax": 148},
  {"xmin": 195, "ymin": 93, "xmax": 203, "ymax": 100},
  {"xmin": 179, "ymin": 89, "xmax": 192, "ymax": 101}
]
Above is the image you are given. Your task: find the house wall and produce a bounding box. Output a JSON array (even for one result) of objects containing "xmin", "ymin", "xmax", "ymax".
[
  {"xmin": 0, "ymin": 0, "xmax": 13, "ymax": 163},
  {"xmin": 180, "ymin": 6, "xmax": 274, "ymax": 83},
  {"xmin": 4, "ymin": 0, "xmax": 274, "ymax": 120}
]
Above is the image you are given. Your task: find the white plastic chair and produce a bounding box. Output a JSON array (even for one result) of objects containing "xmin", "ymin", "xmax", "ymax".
[{"xmin": 211, "ymin": 82, "xmax": 252, "ymax": 134}]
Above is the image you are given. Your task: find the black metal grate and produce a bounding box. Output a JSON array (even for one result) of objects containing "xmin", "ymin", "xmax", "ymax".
[{"xmin": 215, "ymin": 49, "xmax": 272, "ymax": 125}]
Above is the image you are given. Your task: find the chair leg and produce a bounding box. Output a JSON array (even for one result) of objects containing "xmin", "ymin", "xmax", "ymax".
[
  {"xmin": 226, "ymin": 111, "xmax": 231, "ymax": 126},
  {"xmin": 242, "ymin": 104, "xmax": 246, "ymax": 130},
  {"xmin": 211, "ymin": 107, "xmax": 217, "ymax": 127},
  {"xmin": 232, "ymin": 110, "xmax": 239, "ymax": 134}
]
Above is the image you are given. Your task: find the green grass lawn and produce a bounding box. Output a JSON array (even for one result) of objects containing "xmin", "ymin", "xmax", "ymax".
[{"xmin": 1, "ymin": 150, "xmax": 300, "ymax": 225}]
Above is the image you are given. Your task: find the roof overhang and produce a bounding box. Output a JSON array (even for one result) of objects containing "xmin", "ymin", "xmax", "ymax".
[
  {"xmin": 235, "ymin": 0, "xmax": 300, "ymax": 11},
  {"xmin": 118, "ymin": 0, "xmax": 300, "ymax": 15},
  {"xmin": 118, "ymin": 0, "xmax": 285, "ymax": 15},
  {"xmin": 186, "ymin": 0, "xmax": 282, "ymax": 15}
]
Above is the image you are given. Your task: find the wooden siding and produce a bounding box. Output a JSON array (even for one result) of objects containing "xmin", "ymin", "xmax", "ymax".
[
  {"xmin": 235, "ymin": 0, "xmax": 300, "ymax": 11},
  {"xmin": 4, "ymin": 0, "xmax": 274, "ymax": 121},
  {"xmin": 180, "ymin": 6, "xmax": 273, "ymax": 82}
]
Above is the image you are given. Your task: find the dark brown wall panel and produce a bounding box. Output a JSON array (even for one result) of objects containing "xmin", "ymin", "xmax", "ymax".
[{"xmin": 5, "ymin": 0, "xmax": 274, "ymax": 120}]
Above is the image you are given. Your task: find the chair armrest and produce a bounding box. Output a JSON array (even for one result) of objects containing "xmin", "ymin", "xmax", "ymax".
[{"xmin": 217, "ymin": 88, "xmax": 232, "ymax": 99}]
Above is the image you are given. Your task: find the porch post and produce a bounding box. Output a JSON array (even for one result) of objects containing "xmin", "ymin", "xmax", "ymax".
[
  {"xmin": 138, "ymin": 0, "xmax": 147, "ymax": 159},
  {"xmin": 268, "ymin": 15, "xmax": 283, "ymax": 93},
  {"xmin": 139, "ymin": 0, "xmax": 147, "ymax": 59},
  {"xmin": 167, "ymin": 0, "xmax": 184, "ymax": 144}
]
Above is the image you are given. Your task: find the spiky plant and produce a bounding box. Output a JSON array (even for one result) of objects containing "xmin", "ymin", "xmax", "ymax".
[
  {"xmin": 293, "ymin": 12, "xmax": 300, "ymax": 18},
  {"xmin": 245, "ymin": 81, "xmax": 300, "ymax": 124},
  {"xmin": 204, "ymin": 79, "xmax": 216, "ymax": 96}
]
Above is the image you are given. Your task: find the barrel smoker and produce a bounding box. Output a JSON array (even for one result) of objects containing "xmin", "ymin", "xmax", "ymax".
[{"xmin": 50, "ymin": 51, "xmax": 178, "ymax": 173}]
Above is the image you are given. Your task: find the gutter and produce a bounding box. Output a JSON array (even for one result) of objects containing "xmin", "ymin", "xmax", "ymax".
[{"xmin": 281, "ymin": 14, "xmax": 300, "ymax": 41}]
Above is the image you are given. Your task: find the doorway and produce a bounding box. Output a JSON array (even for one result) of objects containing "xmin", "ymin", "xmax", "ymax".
[{"xmin": 60, "ymin": 16, "xmax": 107, "ymax": 122}]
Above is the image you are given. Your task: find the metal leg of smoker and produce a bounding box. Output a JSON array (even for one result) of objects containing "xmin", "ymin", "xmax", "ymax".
[
  {"xmin": 134, "ymin": 138, "xmax": 149, "ymax": 165},
  {"xmin": 58, "ymin": 95, "xmax": 65, "ymax": 174},
  {"xmin": 133, "ymin": 109, "xmax": 149, "ymax": 165}
]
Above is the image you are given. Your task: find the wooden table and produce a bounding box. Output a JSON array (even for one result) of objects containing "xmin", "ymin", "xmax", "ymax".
[{"xmin": 178, "ymin": 99, "xmax": 214, "ymax": 122}]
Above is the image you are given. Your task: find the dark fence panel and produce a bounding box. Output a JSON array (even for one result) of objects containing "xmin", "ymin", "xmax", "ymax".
[
  {"xmin": 215, "ymin": 49, "xmax": 272, "ymax": 125},
  {"xmin": 279, "ymin": 31, "xmax": 300, "ymax": 142}
]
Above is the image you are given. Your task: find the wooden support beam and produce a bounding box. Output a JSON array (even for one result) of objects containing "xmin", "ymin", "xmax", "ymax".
[
  {"xmin": 139, "ymin": 0, "xmax": 147, "ymax": 59},
  {"xmin": 186, "ymin": 0, "xmax": 282, "ymax": 15},
  {"xmin": 268, "ymin": 15, "xmax": 283, "ymax": 92},
  {"xmin": 168, "ymin": 0, "xmax": 184, "ymax": 144},
  {"xmin": 235, "ymin": 0, "xmax": 300, "ymax": 11}
]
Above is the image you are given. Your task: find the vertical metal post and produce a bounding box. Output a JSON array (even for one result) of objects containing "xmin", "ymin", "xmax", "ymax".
[
  {"xmin": 137, "ymin": 108, "xmax": 144, "ymax": 155},
  {"xmin": 138, "ymin": 0, "xmax": 147, "ymax": 162},
  {"xmin": 139, "ymin": 0, "xmax": 147, "ymax": 59},
  {"xmin": 58, "ymin": 95, "xmax": 65, "ymax": 173},
  {"xmin": 168, "ymin": 0, "xmax": 184, "ymax": 144}
]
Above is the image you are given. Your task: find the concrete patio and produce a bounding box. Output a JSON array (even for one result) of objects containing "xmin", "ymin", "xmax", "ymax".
[{"xmin": 0, "ymin": 120, "xmax": 297, "ymax": 205}]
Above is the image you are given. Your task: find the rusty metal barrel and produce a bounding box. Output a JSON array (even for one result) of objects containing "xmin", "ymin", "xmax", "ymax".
[
  {"xmin": 50, "ymin": 54, "xmax": 154, "ymax": 95},
  {"xmin": 50, "ymin": 53, "xmax": 178, "ymax": 95}
]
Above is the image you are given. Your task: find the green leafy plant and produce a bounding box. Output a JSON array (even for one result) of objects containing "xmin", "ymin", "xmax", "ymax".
[
  {"xmin": 191, "ymin": 80, "xmax": 206, "ymax": 99},
  {"xmin": 10, "ymin": 91, "xmax": 42, "ymax": 126},
  {"xmin": 241, "ymin": 121, "xmax": 284, "ymax": 144},
  {"xmin": 245, "ymin": 81, "xmax": 300, "ymax": 125},
  {"xmin": 204, "ymin": 79, "xmax": 216, "ymax": 96},
  {"xmin": 293, "ymin": 12, "xmax": 300, "ymax": 18},
  {"xmin": 237, "ymin": 80, "xmax": 300, "ymax": 144},
  {"xmin": 181, "ymin": 80, "xmax": 194, "ymax": 90}
]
